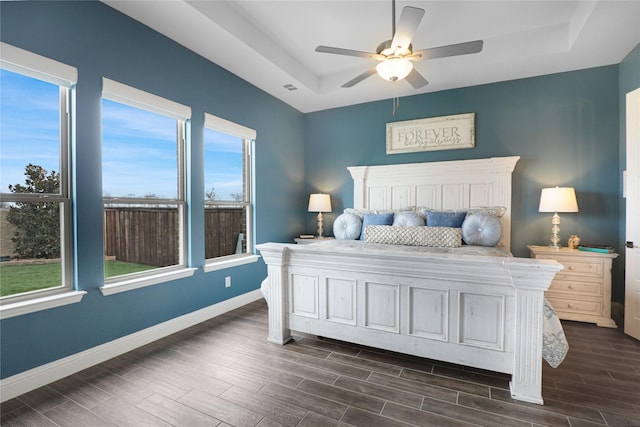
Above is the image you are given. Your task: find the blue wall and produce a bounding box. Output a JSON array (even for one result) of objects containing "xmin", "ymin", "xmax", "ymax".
[
  {"xmin": 304, "ymin": 66, "xmax": 624, "ymax": 298},
  {"xmin": 0, "ymin": 2, "xmax": 305, "ymax": 379}
]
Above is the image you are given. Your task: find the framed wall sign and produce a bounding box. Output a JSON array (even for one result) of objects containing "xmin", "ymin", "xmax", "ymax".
[{"xmin": 386, "ymin": 113, "xmax": 475, "ymax": 154}]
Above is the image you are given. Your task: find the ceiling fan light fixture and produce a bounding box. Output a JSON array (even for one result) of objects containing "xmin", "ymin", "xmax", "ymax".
[{"xmin": 376, "ymin": 58, "xmax": 413, "ymax": 82}]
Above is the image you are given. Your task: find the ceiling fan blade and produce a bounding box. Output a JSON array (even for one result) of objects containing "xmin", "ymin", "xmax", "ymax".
[
  {"xmin": 390, "ymin": 6, "xmax": 425, "ymax": 54},
  {"xmin": 342, "ymin": 67, "xmax": 378, "ymax": 88},
  {"xmin": 413, "ymin": 40, "xmax": 484, "ymax": 61},
  {"xmin": 315, "ymin": 46, "xmax": 382, "ymax": 60},
  {"xmin": 405, "ymin": 68, "xmax": 429, "ymax": 89}
]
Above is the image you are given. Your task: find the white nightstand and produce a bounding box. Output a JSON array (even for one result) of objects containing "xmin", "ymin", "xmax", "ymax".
[
  {"xmin": 528, "ymin": 245, "xmax": 618, "ymax": 328},
  {"xmin": 294, "ymin": 237, "xmax": 335, "ymax": 245}
]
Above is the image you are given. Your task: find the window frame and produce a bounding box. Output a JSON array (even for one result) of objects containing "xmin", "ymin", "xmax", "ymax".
[
  {"xmin": 100, "ymin": 78, "xmax": 196, "ymax": 295},
  {"xmin": 0, "ymin": 42, "xmax": 85, "ymax": 317},
  {"xmin": 203, "ymin": 113, "xmax": 258, "ymax": 272}
]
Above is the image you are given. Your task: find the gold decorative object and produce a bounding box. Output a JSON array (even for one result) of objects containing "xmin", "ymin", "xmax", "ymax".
[{"xmin": 568, "ymin": 235, "xmax": 580, "ymax": 249}]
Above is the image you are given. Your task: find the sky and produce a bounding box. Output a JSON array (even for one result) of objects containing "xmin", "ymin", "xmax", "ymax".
[
  {"xmin": 1, "ymin": 69, "xmax": 60, "ymax": 193},
  {"xmin": 1, "ymin": 69, "xmax": 243, "ymax": 201},
  {"xmin": 203, "ymin": 127, "xmax": 244, "ymax": 202}
]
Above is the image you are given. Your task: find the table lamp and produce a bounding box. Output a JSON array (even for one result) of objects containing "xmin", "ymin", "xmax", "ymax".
[
  {"xmin": 538, "ymin": 186, "xmax": 579, "ymax": 249},
  {"xmin": 308, "ymin": 193, "xmax": 332, "ymax": 238}
]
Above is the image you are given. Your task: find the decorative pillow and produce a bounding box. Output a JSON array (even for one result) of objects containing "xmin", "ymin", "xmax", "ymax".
[
  {"xmin": 467, "ymin": 206, "xmax": 507, "ymax": 218},
  {"xmin": 344, "ymin": 208, "xmax": 377, "ymax": 219},
  {"xmin": 344, "ymin": 208, "xmax": 411, "ymax": 219},
  {"xmin": 333, "ymin": 213, "xmax": 362, "ymax": 240},
  {"xmin": 364, "ymin": 225, "xmax": 462, "ymax": 247},
  {"xmin": 392, "ymin": 211, "xmax": 425, "ymax": 227},
  {"xmin": 424, "ymin": 209, "xmax": 467, "ymax": 228},
  {"xmin": 360, "ymin": 213, "xmax": 394, "ymax": 240},
  {"xmin": 461, "ymin": 213, "xmax": 503, "ymax": 246}
]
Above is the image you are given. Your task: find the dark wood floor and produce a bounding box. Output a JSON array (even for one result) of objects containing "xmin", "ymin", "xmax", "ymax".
[{"xmin": 2, "ymin": 299, "xmax": 639, "ymax": 426}]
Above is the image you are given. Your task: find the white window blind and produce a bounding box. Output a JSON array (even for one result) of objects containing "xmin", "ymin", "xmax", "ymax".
[
  {"xmin": 204, "ymin": 112, "xmax": 256, "ymax": 140},
  {"xmin": 102, "ymin": 77, "xmax": 191, "ymax": 120},
  {"xmin": 0, "ymin": 42, "xmax": 77, "ymax": 87}
]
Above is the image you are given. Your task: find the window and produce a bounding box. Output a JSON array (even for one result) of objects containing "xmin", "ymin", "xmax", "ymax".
[
  {"xmin": 101, "ymin": 78, "xmax": 194, "ymax": 292},
  {"xmin": 0, "ymin": 42, "xmax": 76, "ymax": 306},
  {"xmin": 204, "ymin": 113, "xmax": 255, "ymax": 268}
]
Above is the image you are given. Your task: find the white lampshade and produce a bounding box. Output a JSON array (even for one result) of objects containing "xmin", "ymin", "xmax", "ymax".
[
  {"xmin": 308, "ymin": 193, "xmax": 332, "ymax": 213},
  {"xmin": 539, "ymin": 187, "xmax": 579, "ymax": 213},
  {"xmin": 376, "ymin": 58, "xmax": 413, "ymax": 82}
]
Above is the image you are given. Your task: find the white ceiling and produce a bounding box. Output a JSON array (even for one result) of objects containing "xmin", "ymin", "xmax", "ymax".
[{"xmin": 103, "ymin": 1, "xmax": 640, "ymax": 113}]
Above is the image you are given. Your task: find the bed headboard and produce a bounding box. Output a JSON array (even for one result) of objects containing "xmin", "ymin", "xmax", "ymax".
[{"xmin": 347, "ymin": 156, "xmax": 520, "ymax": 250}]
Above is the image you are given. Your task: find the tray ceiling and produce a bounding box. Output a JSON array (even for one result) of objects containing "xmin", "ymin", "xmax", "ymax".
[{"xmin": 103, "ymin": 1, "xmax": 640, "ymax": 113}]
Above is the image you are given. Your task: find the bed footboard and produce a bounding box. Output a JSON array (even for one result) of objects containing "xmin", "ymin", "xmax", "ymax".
[{"xmin": 257, "ymin": 243, "xmax": 561, "ymax": 404}]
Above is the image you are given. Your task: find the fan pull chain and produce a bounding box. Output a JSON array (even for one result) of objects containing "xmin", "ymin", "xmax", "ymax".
[{"xmin": 392, "ymin": 96, "xmax": 400, "ymax": 115}]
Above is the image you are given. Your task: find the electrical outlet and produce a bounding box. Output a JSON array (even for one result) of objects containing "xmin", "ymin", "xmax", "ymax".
[{"xmin": 225, "ymin": 276, "xmax": 231, "ymax": 288}]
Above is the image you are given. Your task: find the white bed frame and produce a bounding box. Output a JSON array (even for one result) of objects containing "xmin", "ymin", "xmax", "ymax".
[{"xmin": 257, "ymin": 156, "xmax": 562, "ymax": 404}]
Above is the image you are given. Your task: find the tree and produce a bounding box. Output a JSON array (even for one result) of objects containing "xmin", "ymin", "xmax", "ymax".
[
  {"xmin": 6, "ymin": 164, "xmax": 60, "ymax": 259},
  {"xmin": 205, "ymin": 187, "xmax": 216, "ymax": 201}
]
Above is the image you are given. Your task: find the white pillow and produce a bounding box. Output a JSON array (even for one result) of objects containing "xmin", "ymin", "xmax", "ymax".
[
  {"xmin": 467, "ymin": 206, "xmax": 507, "ymax": 218},
  {"xmin": 343, "ymin": 207, "xmax": 412, "ymax": 219},
  {"xmin": 392, "ymin": 211, "xmax": 425, "ymax": 227},
  {"xmin": 343, "ymin": 208, "xmax": 376, "ymax": 219},
  {"xmin": 333, "ymin": 212, "xmax": 362, "ymax": 240},
  {"xmin": 461, "ymin": 213, "xmax": 502, "ymax": 246}
]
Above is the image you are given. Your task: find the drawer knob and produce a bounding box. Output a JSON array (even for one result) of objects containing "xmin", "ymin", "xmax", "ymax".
[
  {"xmin": 569, "ymin": 284, "xmax": 575, "ymax": 289},
  {"xmin": 567, "ymin": 304, "xmax": 574, "ymax": 309},
  {"xmin": 568, "ymin": 266, "xmax": 574, "ymax": 270}
]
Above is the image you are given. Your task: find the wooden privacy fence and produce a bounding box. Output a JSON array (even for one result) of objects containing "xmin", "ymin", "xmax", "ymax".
[
  {"xmin": 104, "ymin": 207, "xmax": 245, "ymax": 267},
  {"xmin": 203, "ymin": 207, "xmax": 245, "ymax": 259}
]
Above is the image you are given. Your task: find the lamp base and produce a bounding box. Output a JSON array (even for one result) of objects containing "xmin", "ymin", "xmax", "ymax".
[
  {"xmin": 316, "ymin": 212, "xmax": 324, "ymax": 238},
  {"xmin": 549, "ymin": 212, "xmax": 561, "ymax": 249}
]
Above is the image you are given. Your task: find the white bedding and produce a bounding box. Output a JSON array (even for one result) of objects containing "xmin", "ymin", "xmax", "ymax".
[
  {"xmin": 308, "ymin": 238, "xmax": 512, "ymax": 257},
  {"xmin": 304, "ymin": 239, "xmax": 569, "ymax": 368}
]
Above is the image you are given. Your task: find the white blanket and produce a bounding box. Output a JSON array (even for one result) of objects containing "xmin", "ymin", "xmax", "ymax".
[{"xmin": 542, "ymin": 299, "xmax": 569, "ymax": 367}]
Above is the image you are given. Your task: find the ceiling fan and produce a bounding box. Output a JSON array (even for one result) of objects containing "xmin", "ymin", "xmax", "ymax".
[{"xmin": 315, "ymin": 0, "xmax": 484, "ymax": 88}]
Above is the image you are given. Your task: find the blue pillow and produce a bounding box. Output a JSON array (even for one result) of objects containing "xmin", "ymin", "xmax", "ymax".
[
  {"xmin": 360, "ymin": 213, "xmax": 394, "ymax": 240},
  {"xmin": 425, "ymin": 209, "xmax": 467, "ymax": 228}
]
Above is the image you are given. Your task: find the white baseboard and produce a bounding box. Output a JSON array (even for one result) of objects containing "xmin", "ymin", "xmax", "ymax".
[{"xmin": 0, "ymin": 289, "xmax": 263, "ymax": 402}]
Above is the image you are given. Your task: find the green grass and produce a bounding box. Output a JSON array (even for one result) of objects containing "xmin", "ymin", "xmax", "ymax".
[
  {"xmin": 0, "ymin": 260, "xmax": 155, "ymax": 297},
  {"xmin": 104, "ymin": 260, "xmax": 155, "ymax": 278},
  {"xmin": 0, "ymin": 261, "xmax": 61, "ymax": 296}
]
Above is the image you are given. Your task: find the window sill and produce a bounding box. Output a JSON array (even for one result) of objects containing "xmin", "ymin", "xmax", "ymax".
[
  {"xmin": 100, "ymin": 267, "xmax": 197, "ymax": 296},
  {"xmin": 203, "ymin": 254, "xmax": 260, "ymax": 273},
  {"xmin": 0, "ymin": 291, "xmax": 87, "ymax": 320}
]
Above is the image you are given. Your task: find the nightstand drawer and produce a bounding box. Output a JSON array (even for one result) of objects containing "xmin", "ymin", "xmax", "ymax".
[
  {"xmin": 536, "ymin": 255, "xmax": 603, "ymax": 277},
  {"xmin": 549, "ymin": 279, "xmax": 602, "ymax": 297},
  {"xmin": 547, "ymin": 297, "xmax": 602, "ymax": 316}
]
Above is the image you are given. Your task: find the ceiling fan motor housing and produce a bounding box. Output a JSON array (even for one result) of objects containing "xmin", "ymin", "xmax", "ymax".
[{"xmin": 377, "ymin": 40, "xmax": 413, "ymax": 57}]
